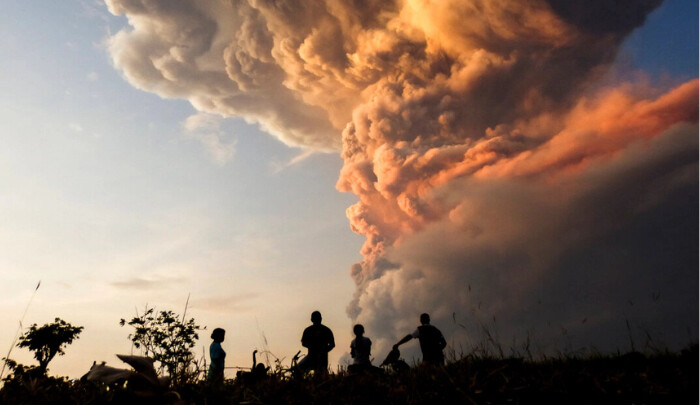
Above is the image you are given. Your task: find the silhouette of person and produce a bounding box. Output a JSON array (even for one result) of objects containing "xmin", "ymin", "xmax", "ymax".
[
  {"xmin": 350, "ymin": 324, "xmax": 372, "ymax": 367},
  {"xmin": 381, "ymin": 345, "xmax": 410, "ymax": 372},
  {"xmin": 208, "ymin": 328, "xmax": 226, "ymax": 383},
  {"xmin": 251, "ymin": 349, "xmax": 268, "ymax": 380},
  {"xmin": 237, "ymin": 349, "xmax": 268, "ymax": 383},
  {"xmin": 298, "ymin": 311, "xmax": 335, "ymax": 374},
  {"xmin": 394, "ymin": 313, "xmax": 447, "ymax": 365}
]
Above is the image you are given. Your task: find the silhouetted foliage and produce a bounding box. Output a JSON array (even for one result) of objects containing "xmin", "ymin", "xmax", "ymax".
[
  {"xmin": 178, "ymin": 345, "xmax": 699, "ymax": 405},
  {"xmin": 1, "ymin": 311, "xmax": 696, "ymax": 404},
  {"xmin": 119, "ymin": 308, "xmax": 201, "ymax": 386},
  {"xmin": 0, "ymin": 318, "xmax": 84, "ymax": 405},
  {"xmin": 16, "ymin": 318, "xmax": 83, "ymax": 373},
  {"xmin": 1, "ymin": 339, "xmax": 696, "ymax": 404}
]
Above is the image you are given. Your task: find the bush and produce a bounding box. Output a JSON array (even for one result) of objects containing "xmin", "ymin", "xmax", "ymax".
[
  {"xmin": 119, "ymin": 307, "xmax": 202, "ymax": 386},
  {"xmin": 16, "ymin": 318, "xmax": 84, "ymax": 374}
]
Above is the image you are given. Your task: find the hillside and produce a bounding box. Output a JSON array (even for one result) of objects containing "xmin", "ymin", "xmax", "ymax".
[{"xmin": 1, "ymin": 345, "xmax": 697, "ymax": 405}]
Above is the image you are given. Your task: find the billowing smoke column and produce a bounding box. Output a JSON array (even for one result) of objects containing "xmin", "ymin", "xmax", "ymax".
[{"xmin": 107, "ymin": 0, "xmax": 697, "ymax": 356}]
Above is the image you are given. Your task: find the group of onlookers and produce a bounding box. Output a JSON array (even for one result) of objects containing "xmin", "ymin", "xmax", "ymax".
[{"xmin": 207, "ymin": 311, "xmax": 446, "ymax": 382}]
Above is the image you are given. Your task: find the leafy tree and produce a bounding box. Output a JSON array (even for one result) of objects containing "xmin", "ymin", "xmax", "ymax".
[
  {"xmin": 16, "ymin": 318, "xmax": 84, "ymax": 373},
  {"xmin": 119, "ymin": 307, "xmax": 201, "ymax": 385}
]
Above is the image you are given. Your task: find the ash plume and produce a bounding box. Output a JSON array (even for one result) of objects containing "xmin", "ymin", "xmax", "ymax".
[{"xmin": 106, "ymin": 0, "xmax": 698, "ymax": 356}]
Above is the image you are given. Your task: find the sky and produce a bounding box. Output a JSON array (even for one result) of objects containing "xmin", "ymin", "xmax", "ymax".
[{"xmin": 0, "ymin": 0, "xmax": 697, "ymax": 379}]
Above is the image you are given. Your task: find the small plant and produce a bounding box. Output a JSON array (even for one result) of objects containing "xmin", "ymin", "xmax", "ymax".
[
  {"xmin": 0, "ymin": 318, "xmax": 83, "ymax": 404},
  {"xmin": 16, "ymin": 318, "xmax": 84, "ymax": 373},
  {"xmin": 119, "ymin": 307, "xmax": 202, "ymax": 386}
]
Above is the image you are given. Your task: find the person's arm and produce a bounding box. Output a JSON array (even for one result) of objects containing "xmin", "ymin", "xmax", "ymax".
[
  {"xmin": 301, "ymin": 329, "xmax": 309, "ymax": 348},
  {"xmin": 393, "ymin": 334, "xmax": 413, "ymax": 349},
  {"xmin": 327, "ymin": 330, "xmax": 335, "ymax": 352},
  {"xmin": 252, "ymin": 350, "xmax": 257, "ymax": 370}
]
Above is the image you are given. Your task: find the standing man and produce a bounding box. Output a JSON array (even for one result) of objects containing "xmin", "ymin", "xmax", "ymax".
[
  {"xmin": 394, "ymin": 313, "xmax": 447, "ymax": 365},
  {"xmin": 299, "ymin": 311, "xmax": 335, "ymax": 374}
]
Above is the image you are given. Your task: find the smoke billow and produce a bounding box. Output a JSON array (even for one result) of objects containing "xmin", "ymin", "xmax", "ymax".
[{"xmin": 106, "ymin": 0, "xmax": 698, "ymax": 355}]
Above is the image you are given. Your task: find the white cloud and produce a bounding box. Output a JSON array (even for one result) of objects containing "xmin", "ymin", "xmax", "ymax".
[
  {"xmin": 268, "ymin": 149, "xmax": 316, "ymax": 174},
  {"xmin": 183, "ymin": 112, "xmax": 236, "ymax": 165}
]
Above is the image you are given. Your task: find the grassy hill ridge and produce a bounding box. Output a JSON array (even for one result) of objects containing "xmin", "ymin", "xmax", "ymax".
[{"xmin": 1, "ymin": 344, "xmax": 697, "ymax": 404}]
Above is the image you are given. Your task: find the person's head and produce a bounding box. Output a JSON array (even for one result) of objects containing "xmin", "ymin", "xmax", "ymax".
[
  {"xmin": 420, "ymin": 313, "xmax": 430, "ymax": 325},
  {"xmin": 211, "ymin": 328, "xmax": 225, "ymax": 343},
  {"xmin": 353, "ymin": 324, "xmax": 364, "ymax": 337},
  {"xmin": 311, "ymin": 311, "xmax": 322, "ymax": 324}
]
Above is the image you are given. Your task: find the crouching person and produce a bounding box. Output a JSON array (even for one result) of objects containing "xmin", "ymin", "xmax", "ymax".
[{"xmin": 348, "ymin": 324, "xmax": 373, "ymax": 374}]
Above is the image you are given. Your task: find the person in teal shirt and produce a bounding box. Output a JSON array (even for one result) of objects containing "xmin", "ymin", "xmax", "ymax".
[{"xmin": 208, "ymin": 328, "xmax": 226, "ymax": 383}]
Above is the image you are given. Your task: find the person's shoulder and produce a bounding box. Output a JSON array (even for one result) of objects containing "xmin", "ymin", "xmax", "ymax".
[{"xmin": 422, "ymin": 324, "xmax": 445, "ymax": 338}]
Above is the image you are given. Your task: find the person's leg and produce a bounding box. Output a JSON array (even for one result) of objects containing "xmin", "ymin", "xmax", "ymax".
[{"xmin": 314, "ymin": 354, "xmax": 329, "ymax": 375}]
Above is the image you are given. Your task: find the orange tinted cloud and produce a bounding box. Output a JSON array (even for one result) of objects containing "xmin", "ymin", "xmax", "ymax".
[
  {"xmin": 478, "ymin": 79, "xmax": 699, "ymax": 179},
  {"xmin": 106, "ymin": 0, "xmax": 696, "ymax": 355}
]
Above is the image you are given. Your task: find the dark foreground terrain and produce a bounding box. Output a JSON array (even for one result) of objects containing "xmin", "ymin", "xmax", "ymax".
[{"xmin": 1, "ymin": 345, "xmax": 697, "ymax": 405}]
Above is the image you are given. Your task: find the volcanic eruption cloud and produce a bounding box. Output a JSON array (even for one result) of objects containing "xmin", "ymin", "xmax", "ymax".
[{"xmin": 107, "ymin": 0, "xmax": 698, "ymax": 354}]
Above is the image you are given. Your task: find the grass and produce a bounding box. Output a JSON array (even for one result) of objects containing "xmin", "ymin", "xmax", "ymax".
[{"xmin": 1, "ymin": 344, "xmax": 697, "ymax": 404}]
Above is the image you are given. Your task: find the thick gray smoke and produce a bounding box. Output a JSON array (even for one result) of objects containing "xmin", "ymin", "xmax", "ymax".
[{"xmin": 106, "ymin": 0, "xmax": 697, "ymax": 359}]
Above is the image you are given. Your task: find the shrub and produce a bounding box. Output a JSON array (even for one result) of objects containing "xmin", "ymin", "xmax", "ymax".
[
  {"xmin": 119, "ymin": 307, "xmax": 202, "ymax": 386},
  {"xmin": 16, "ymin": 318, "xmax": 84, "ymax": 373}
]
